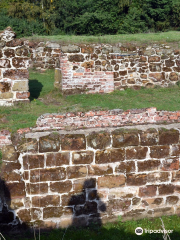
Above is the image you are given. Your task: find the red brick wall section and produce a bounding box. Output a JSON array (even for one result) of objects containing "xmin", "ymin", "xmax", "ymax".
[
  {"xmin": 0, "ymin": 27, "xmax": 30, "ymax": 106},
  {"xmin": 35, "ymin": 107, "xmax": 180, "ymax": 131},
  {"xmin": 1, "ymin": 124, "xmax": 180, "ymax": 228}
]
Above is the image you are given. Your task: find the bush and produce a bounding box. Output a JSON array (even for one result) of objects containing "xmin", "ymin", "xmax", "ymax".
[{"xmin": 0, "ymin": 11, "xmax": 47, "ymax": 37}]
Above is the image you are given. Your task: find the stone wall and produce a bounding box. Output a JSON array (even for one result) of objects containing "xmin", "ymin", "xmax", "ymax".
[
  {"xmin": 0, "ymin": 27, "xmax": 30, "ymax": 106},
  {"xmin": 35, "ymin": 107, "xmax": 180, "ymax": 131},
  {"xmin": 58, "ymin": 44, "xmax": 180, "ymax": 94},
  {"xmin": 1, "ymin": 119, "xmax": 180, "ymax": 229},
  {"xmin": 29, "ymin": 42, "xmax": 180, "ymax": 94},
  {"xmin": 29, "ymin": 41, "xmax": 60, "ymax": 71}
]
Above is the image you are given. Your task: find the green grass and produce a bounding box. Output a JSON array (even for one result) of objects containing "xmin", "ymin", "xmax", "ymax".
[
  {"xmin": 1, "ymin": 69, "xmax": 180, "ymax": 132},
  {"xmin": 23, "ymin": 31, "xmax": 180, "ymax": 45},
  {"xmin": 3, "ymin": 215, "xmax": 180, "ymax": 240}
]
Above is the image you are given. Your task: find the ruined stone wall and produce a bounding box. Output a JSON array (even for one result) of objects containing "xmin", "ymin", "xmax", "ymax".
[
  {"xmin": 29, "ymin": 42, "xmax": 180, "ymax": 94},
  {"xmin": 0, "ymin": 27, "xmax": 30, "ymax": 106},
  {"xmin": 29, "ymin": 41, "xmax": 60, "ymax": 71},
  {"xmin": 35, "ymin": 107, "xmax": 180, "ymax": 131},
  {"xmin": 1, "ymin": 122, "xmax": 180, "ymax": 229}
]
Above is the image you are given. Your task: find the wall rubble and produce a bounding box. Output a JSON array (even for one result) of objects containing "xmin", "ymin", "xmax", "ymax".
[
  {"xmin": 0, "ymin": 27, "xmax": 30, "ymax": 106},
  {"xmin": 1, "ymin": 124, "xmax": 180, "ymax": 228}
]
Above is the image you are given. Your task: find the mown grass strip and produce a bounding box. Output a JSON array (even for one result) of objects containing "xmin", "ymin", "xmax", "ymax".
[
  {"xmin": 1, "ymin": 69, "xmax": 180, "ymax": 132},
  {"xmin": 23, "ymin": 31, "xmax": 180, "ymax": 45}
]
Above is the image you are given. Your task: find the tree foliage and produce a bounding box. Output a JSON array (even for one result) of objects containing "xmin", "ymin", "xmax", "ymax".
[{"xmin": 0, "ymin": 0, "xmax": 179, "ymax": 36}]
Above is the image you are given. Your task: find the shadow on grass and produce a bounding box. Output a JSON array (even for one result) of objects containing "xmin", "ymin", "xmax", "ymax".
[{"xmin": 29, "ymin": 79, "xmax": 43, "ymax": 101}]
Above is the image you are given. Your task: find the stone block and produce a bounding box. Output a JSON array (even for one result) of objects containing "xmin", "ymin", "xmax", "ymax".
[
  {"xmin": 73, "ymin": 178, "xmax": 96, "ymax": 192},
  {"xmin": 126, "ymin": 173, "xmax": 147, "ymax": 186},
  {"xmin": 17, "ymin": 209, "xmax": 31, "ymax": 222},
  {"xmin": 0, "ymin": 59, "xmax": 11, "ymax": 68},
  {"xmin": 26, "ymin": 183, "xmax": 48, "ymax": 194},
  {"xmin": 74, "ymin": 201, "xmax": 97, "ymax": 216},
  {"xmin": 0, "ymin": 92, "xmax": 13, "ymax": 99},
  {"xmin": 6, "ymin": 182, "xmax": 25, "ymax": 198},
  {"xmin": 1, "ymin": 145, "xmax": 18, "ymax": 161},
  {"xmin": 17, "ymin": 138, "xmax": 38, "ymax": 153},
  {"xmin": 150, "ymin": 146, "xmax": 169, "ymax": 158},
  {"xmin": 72, "ymin": 151, "xmax": 93, "ymax": 164},
  {"xmin": 50, "ymin": 181, "xmax": 72, "ymax": 193},
  {"xmin": 172, "ymin": 170, "xmax": 180, "ymax": 182},
  {"xmin": 148, "ymin": 207, "xmax": 174, "ymax": 218},
  {"xmin": 61, "ymin": 134, "xmax": 86, "ymax": 150},
  {"xmin": 4, "ymin": 49, "xmax": 15, "ymax": 58},
  {"xmin": 81, "ymin": 61, "xmax": 94, "ymax": 68},
  {"xmin": 96, "ymin": 148, "xmax": 125, "ymax": 164},
  {"xmin": 158, "ymin": 184, "xmax": 175, "ymax": 195},
  {"xmin": 166, "ymin": 196, "xmax": 179, "ymax": 205},
  {"xmin": 169, "ymin": 72, "xmax": 178, "ymax": 81},
  {"xmin": 112, "ymin": 129, "xmax": 139, "ymax": 147},
  {"xmin": 98, "ymin": 175, "xmax": 125, "ymax": 188},
  {"xmin": 139, "ymin": 185, "xmax": 157, "ymax": 197},
  {"xmin": 137, "ymin": 160, "xmax": 161, "ymax": 172},
  {"xmin": 159, "ymin": 128, "xmax": 179, "ymax": 145},
  {"xmin": 147, "ymin": 172, "xmax": 170, "ymax": 183},
  {"xmin": 107, "ymin": 199, "xmax": 131, "ymax": 215},
  {"xmin": 31, "ymin": 208, "xmax": 42, "ymax": 220},
  {"xmin": 149, "ymin": 73, "xmax": 164, "ymax": 82},
  {"xmin": 46, "ymin": 152, "xmax": 69, "ymax": 167},
  {"xmin": 15, "ymin": 46, "xmax": 29, "ymax": 56},
  {"xmin": 16, "ymin": 92, "xmax": 30, "ymax": 99},
  {"xmin": 61, "ymin": 192, "xmax": 86, "ymax": 206},
  {"xmin": 30, "ymin": 167, "xmax": 66, "ymax": 182},
  {"xmin": 68, "ymin": 54, "xmax": 84, "ymax": 62},
  {"xmin": 10, "ymin": 198, "xmax": 24, "ymax": 209},
  {"xmin": 81, "ymin": 46, "xmax": 94, "ymax": 54},
  {"xmin": 43, "ymin": 207, "xmax": 63, "ymax": 219},
  {"xmin": 3, "ymin": 69, "xmax": 29, "ymax": 80},
  {"xmin": 54, "ymin": 68, "xmax": 62, "ymax": 89},
  {"xmin": 139, "ymin": 128, "xmax": 158, "ymax": 146},
  {"xmin": 39, "ymin": 133, "xmax": 60, "ymax": 152},
  {"xmin": 132, "ymin": 197, "xmax": 141, "ymax": 205},
  {"xmin": 126, "ymin": 147, "xmax": 148, "ymax": 160},
  {"xmin": 115, "ymin": 161, "xmax": 135, "ymax": 174},
  {"xmin": 12, "ymin": 81, "xmax": 28, "ymax": 91},
  {"xmin": 32, "ymin": 195, "xmax": 60, "ymax": 207},
  {"xmin": 23, "ymin": 154, "xmax": 44, "ymax": 169},
  {"xmin": 165, "ymin": 60, "xmax": 174, "ymax": 67},
  {"xmin": 162, "ymin": 158, "xmax": 179, "ymax": 171},
  {"xmin": 87, "ymin": 132, "xmax": 111, "ymax": 149},
  {"xmin": 12, "ymin": 57, "xmax": 29, "ymax": 68},
  {"xmin": 148, "ymin": 56, "xmax": 160, "ymax": 62},
  {"xmin": 123, "ymin": 209, "xmax": 146, "ymax": 220},
  {"xmin": 149, "ymin": 63, "xmax": 161, "ymax": 72},
  {"xmin": 88, "ymin": 165, "xmax": 113, "ymax": 176},
  {"xmin": 67, "ymin": 166, "xmax": 87, "ymax": 179},
  {"xmin": 6, "ymin": 39, "xmax": 23, "ymax": 47},
  {"xmin": 61, "ymin": 45, "xmax": 80, "ymax": 53}
]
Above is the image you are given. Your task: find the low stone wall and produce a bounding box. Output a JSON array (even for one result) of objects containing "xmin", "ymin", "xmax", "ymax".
[
  {"xmin": 58, "ymin": 44, "xmax": 180, "ymax": 94},
  {"xmin": 35, "ymin": 107, "xmax": 180, "ymax": 131},
  {"xmin": 1, "ymin": 119, "xmax": 180, "ymax": 229},
  {"xmin": 29, "ymin": 41, "xmax": 60, "ymax": 71},
  {"xmin": 0, "ymin": 27, "xmax": 30, "ymax": 106}
]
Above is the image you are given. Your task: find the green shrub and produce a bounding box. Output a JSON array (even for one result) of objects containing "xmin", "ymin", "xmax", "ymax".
[{"xmin": 0, "ymin": 11, "xmax": 47, "ymax": 37}]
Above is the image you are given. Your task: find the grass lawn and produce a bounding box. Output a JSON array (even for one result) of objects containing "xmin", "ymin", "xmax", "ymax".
[
  {"xmin": 23, "ymin": 31, "xmax": 180, "ymax": 46},
  {"xmin": 2, "ymin": 215, "xmax": 180, "ymax": 240},
  {"xmin": 1, "ymin": 69, "xmax": 180, "ymax": 132}
]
